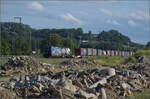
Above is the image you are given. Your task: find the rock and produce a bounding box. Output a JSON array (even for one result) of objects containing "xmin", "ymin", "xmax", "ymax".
[
  {"xmin": 100, "ymin": 88, "xmax": 107, "ymax": 99},
  {"xmin": 89, "ymin": 78, "xmax": 107, "ymax": 88},
  {"xmin": 107, "ymin": 68, "xmax": 116, "ymax": 77},
  {"xmin": 19, "ymin": 75, "xmax": 25, "ymax": 82},
  {"xmin": 37, "ymin": 75, "xmax": 41, "ymax": 82},
  {"xmin": 25, "ymin": 76, "xmax": 30, "ymax": 81},
  {"xmin": 32, "ymin": 86, "xmax": 40, "ymax": 93},
  {"xmin": 38, "ymin": 83, "xmax": 44, "ymax": 92},
  {"xmin": 121, "ymin": 83, "xmax": 131, "ymax": 90},
  {"xmin": 57, "ymin": 78, "xmax": 77, "ymax": 93},
  {"xmin": 126, "ymin": 89, "xmax": 132, "ymax": 96},
  {"xmin": 75, "ymin": 89, "xmax": 98, "ymax": 99},
  {"xmin": 72, "ymin": 80, "xmax": 84, "ymax": 89},
  {"xmin": 9, "ymin": 77, "xmax": 18, "ymax": 82},
  {"xmin": 15, "ymin": 82, "xmax": 23, "ymax": 88},
  {"xmin": 128, "ymin": 81, "xmax": 141, "ymax": 90},
  {"xmin": 9, "ymin": 81, "xmax": 16, "ymax": 89}
]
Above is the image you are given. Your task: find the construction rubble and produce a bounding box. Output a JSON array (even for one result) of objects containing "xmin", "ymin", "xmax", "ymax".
[{"xmin": 0, "ymin": 56, "xmax": 150, "ymax": 99}]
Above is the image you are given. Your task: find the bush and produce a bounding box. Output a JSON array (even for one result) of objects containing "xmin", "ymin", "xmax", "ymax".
[
  {"xmin": 123, "ymin": 56, "xmax": 136, "ymax": 64},
  {"xmin": 134, "ymin": 50, "xmax": 150, "ymax": 58}
]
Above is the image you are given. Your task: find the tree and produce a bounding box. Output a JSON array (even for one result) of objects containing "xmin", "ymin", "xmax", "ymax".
[
  {"xmin": 40, "ymin": 33, "xmax": 64, "ymax": 53},
  {"xmin": 1, "ymin": 39, "xmax": 11, "ymax": 55},
  {"xmin": 13, "ymin": 38, "xmax": 30, "ymax": 55},
  {"xmin": 146, "ymin": 42, "xmax": 150, "ymax": 49},
  {"xmin": 88, "ymin": 30, "xmax": 92, "ymax": 41},
  {"xmin": 48, "ymin": 33, "xmax": 63, "ymax": 47}
]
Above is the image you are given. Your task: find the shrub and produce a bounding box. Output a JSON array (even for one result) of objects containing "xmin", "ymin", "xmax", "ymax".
[{"xmin": 123, "ymin": 56, "xmax": 136, "ymax": 64}]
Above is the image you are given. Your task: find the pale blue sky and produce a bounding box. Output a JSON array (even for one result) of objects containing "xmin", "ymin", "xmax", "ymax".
[{"xmin": 1, "ymin": 0, "xmax": 150, "ymax": 44}]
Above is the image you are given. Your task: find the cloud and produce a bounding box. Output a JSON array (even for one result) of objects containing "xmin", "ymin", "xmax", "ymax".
[
  {"xmin": 100, "ymin": 9, "xmax": 113, "ymax": 16},
  {"xmin": 128, "ymin": 11, "xmax": 149, "ymax": 20},
  {"xmin": 100, "ymin": 9, "xmax": 121, "ymax": 18},
  {"xmin": 28, "ymin": 2, "xmax": 44, "ymax": 11},
  {"xmin": 60, "ymin": 13, "xmax": 83, "ymax": 25},
  {"xmin": 128, "ymin": 20, "xmax": 136, "ymax": 26},
  {"xmin": 106, "ymin": 19, "xmax": 120, "ymax": 26}
]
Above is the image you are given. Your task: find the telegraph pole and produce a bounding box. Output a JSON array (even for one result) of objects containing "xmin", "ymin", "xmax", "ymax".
[
  {"xmin": 78, "ymin": 35, "xmax": 82, "ymax": 48},
  {"xmin": 14, "ymin": 16, "xmax": 22, "ymax": 24},
  {"xmin": 14, "ymin": 16, "xmax": 22, "ymax": 55}
]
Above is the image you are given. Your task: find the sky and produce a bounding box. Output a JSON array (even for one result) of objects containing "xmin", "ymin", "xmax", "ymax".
[{"xmin": 1, "ymin": 0, "xmax": 150, "ymax": 44}]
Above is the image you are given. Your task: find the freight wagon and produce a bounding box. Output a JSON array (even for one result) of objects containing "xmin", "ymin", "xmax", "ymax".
[
  {"xmin": 62, "ymin": 48, "xmax": 71, "ymax": 57},
  {"xmin": 106, "ymin": 50, "xmax": 111, "ymax": 56},
  {"xmin": 75, "ymin": 48, "xmax": 87, "ymax": 57},
  {"xmin": 110, "ymin": 50, "xmax": 115, "ymax": 56},
  {"xmin": 92, "ymin": 49, "xmax": 97, "ymax": 56},
  {"xmin": 114, "ymin": 51, "xmax": 118, "ymax": 56},
  {"xmin": 97, "ymin": 49, "xmax": 102, "ymax": 56},
  {"xmin": 102, "ymin": 50, "xmax": 107, "ymax": 55},
  {"xmin": 87, "ymin": 48, "xmax": 93, "ymax": 56},
  {"xmin": 43, "ymin": 46, "xmax": 71, "ymax": 58}
]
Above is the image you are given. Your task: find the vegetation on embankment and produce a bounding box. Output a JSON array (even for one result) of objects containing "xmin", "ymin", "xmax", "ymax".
[
  {"xmin": 134, "ymin": 50, "xmax": 150, "ymax": 57},
  {"xmin": 90, "ymin": 56, "xmax": 137, "ymax": 66},
  {"xmin": 127, "ymin": 89, "xmax": 150, "ymax": 99}
]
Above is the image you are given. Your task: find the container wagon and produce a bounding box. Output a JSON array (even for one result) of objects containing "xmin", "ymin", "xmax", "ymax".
[
  {"xmin": 102, "ymin": 50, "xmax": 107, "ymax": 55},
  {"xmin": 114, "ymin": 51, "xmax": 118, "ymax": 56},
  {"xmin": 97, "ymin": 49, "xmax": 102, "ymax": 56},
  {"xmin": 121, "ymin": 51, "xmax": 125, "ymax": 57},
  {"xmin": 87, "ymin": 48, "xmax": 92, "ymax": 56},
  {"xmin": 106, "ymin": 50, "xmax": 111, "ymax": 56},
  {"xmin": 44, "ymin": 46, "xmax": 71, "ymax": 58},
  {"xmin": 110, "ymin": 50, "xmax": 114, "ymax": 56},
  {"xmin": 124, "ymin": 51, "xmax": 129, "ymax": 57},
  {"xmin": 62, "ymin": 48, "xmax": 71, "ymax": 57},
  {"xmin": 92, "ymin": 49, "xmax": 97, "ymax": 56},
  {"xmin": 75, "ymin": 48, "xmax": 87, "ymax": 57}
]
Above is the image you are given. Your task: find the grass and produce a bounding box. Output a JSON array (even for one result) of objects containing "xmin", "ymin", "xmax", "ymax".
[
  {"xmin": 90, "ymin": 56, "xmax": 125, "ymax": 66},
  {"xmin": 37, "ymin": 58, "xmax": 70, "ymax": 65},
  {"xmin": 0, "ymin": 57, "xmax": 8, "ymax": 66},
  {"xmin": 127, "ymin": 89, "xmax": 150, "ymax": 99},
  {"xmin": 134, "ymin": 50, "xmax": 150, "ymax": 57},
  {"xmin": 90, "ymin": 55, "xmax": 137, "ymax": 66}
]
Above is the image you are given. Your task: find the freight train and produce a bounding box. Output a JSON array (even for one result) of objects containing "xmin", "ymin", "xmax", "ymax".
[{"xmin": 43, "ymin": 46, "xmax": 134, "ymax": 58}]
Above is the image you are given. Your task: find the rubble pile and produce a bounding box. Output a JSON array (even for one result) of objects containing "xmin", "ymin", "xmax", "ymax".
[
  {"xmin": 0, "ymin": 62, "xmax": 150, "ymax": 99},
  {"xmin": 0, "ymin": 56, "xmax": 150, "ymax": 99},
  {"xmin": 0, "ymin": 56, "xmax": 43, "ymax": 74},
  {"xmin": 60, "ymin": 59, "xmax": 100, "ymax": 68}
]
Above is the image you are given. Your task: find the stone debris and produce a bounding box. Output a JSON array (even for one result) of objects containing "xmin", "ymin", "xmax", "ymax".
[
  {"xmin": 59, "ymin": 59, "xmax": 100, "ymax": 68},
  {"xmin": 0, "ymin": 56, "xmax": 56, "ymax": 75},
  {"xmin": 0, "ymin": 56, "xmax": 150, "ymax": 99}
]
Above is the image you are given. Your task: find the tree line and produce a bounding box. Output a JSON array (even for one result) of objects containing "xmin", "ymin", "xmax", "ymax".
[{"xmin": 0, "ymin": 22, "xmax": 148, "ymax": 55}]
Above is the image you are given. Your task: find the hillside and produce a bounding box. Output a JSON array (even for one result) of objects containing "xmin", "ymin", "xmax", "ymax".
[{"xmin": 0, "ymin": 22, "xmax": 145, "ymax": 55}]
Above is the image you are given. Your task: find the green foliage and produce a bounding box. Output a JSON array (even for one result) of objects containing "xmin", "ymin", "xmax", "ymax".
[
  {"xmin": 91, "ymin": 55, "xmax": 138, "ymax": 66},
  {"xmin": 91, "ymin": 56, "xmax": 125, "ymax": 66},
  {"xmin": 123, "ymin": 56, "xmax": 137, "ymax": 64},
  {"xmin": 146, "ymin": 42, "xmax": 150, "ymax": 49},
  {"xmin": 134, "ymin": 50, "xmax": 150, "ymax": 58},
  {"xmin": 127, "ymin": 89, "xmax": 150, "ymax": 99},
  {"xmin": 13, "ymin": 38, "xmax": 30, "ymax": 55},
  {"xmin": 98, "ymin": 30, "xmax": 131, "ymax": 44},
  {"xmin": 40, "ymin": 33, "xmax": 77, "ymax": 54},
  {"xmin": 48, "ymin": 33, "xmax": 64, "ymax": 47},
  {"xmin": 1, "ymin": 39, "xmax": 11, "ymax": 55}
]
